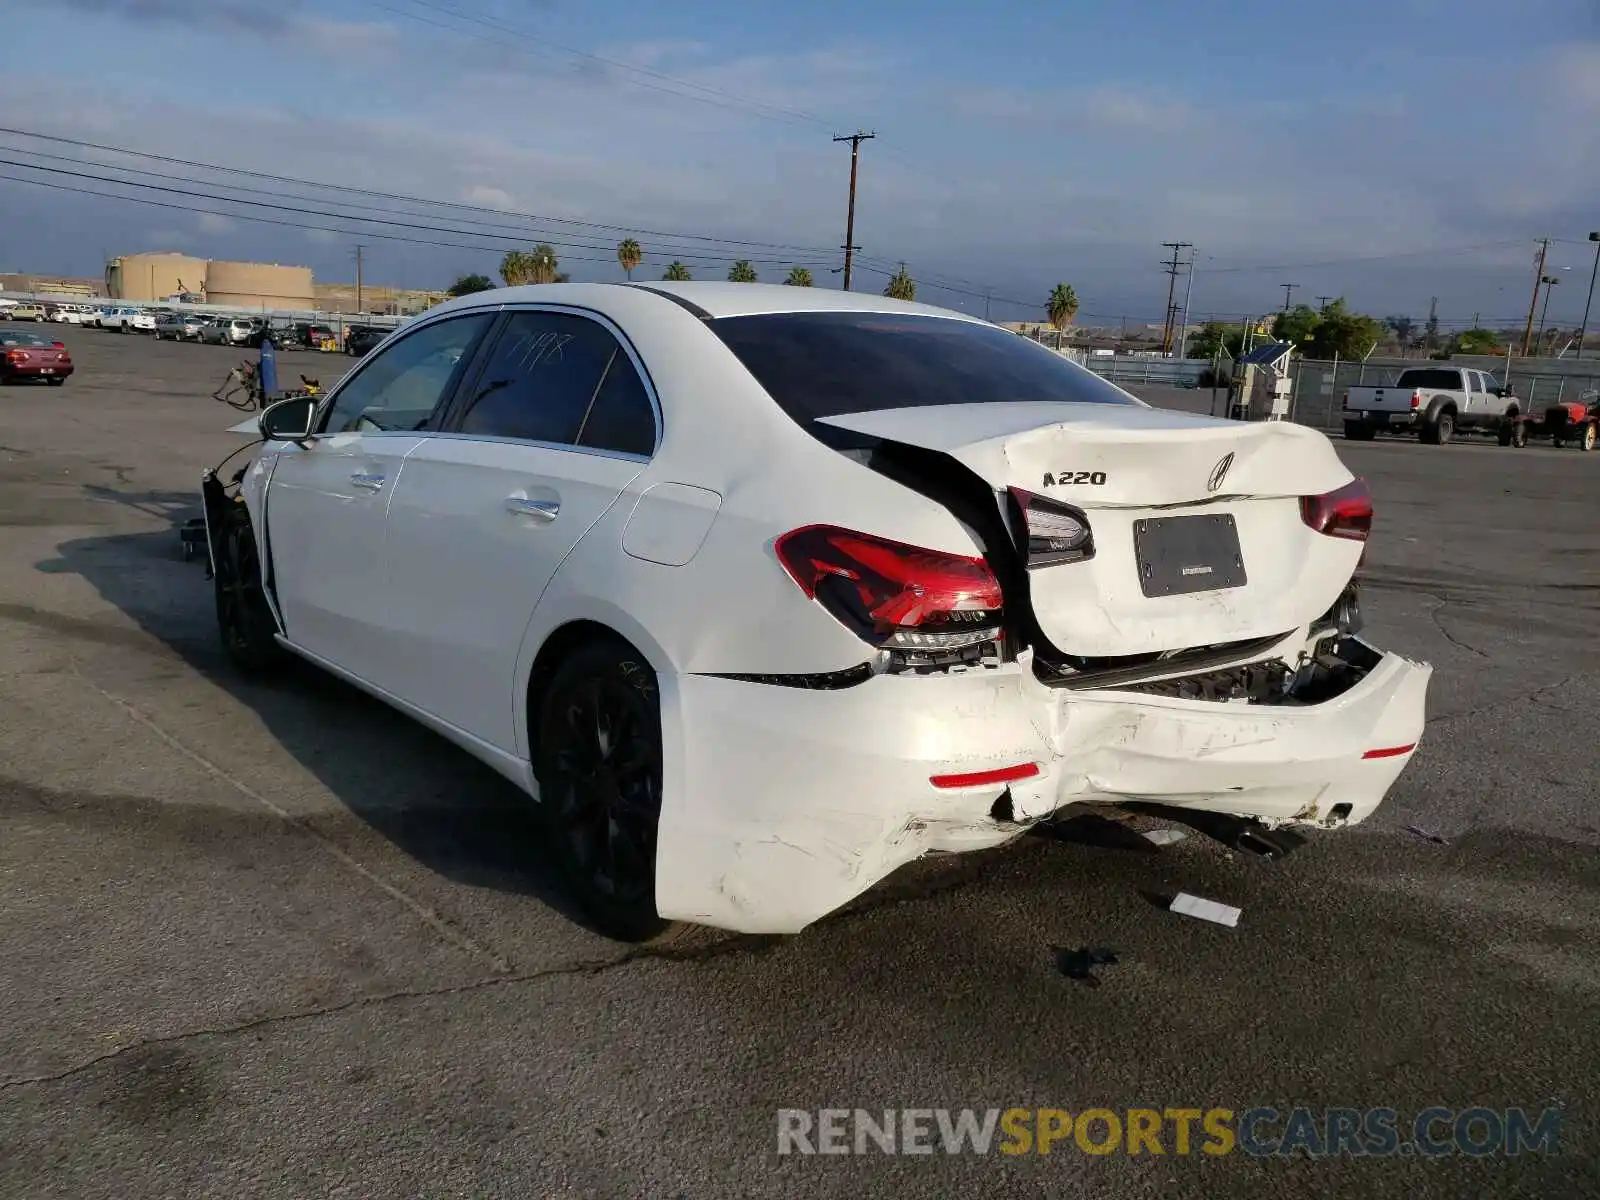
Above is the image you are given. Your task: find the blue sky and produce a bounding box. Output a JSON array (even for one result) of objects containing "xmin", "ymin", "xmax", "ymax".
[{"xmin": 2, "ymin": 0, "xmax": 1597, "ymax": 327}]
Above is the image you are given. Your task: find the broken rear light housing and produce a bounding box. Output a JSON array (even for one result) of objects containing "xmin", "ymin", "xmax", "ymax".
[
  {"xmin": 774, "ymin": 524, "xmax": 1003, "ymax": 654},
  {"xmin": 1007, "ymin": 488, "xmax": 1095, "ymax": 567},
  {"xmin": 1300, "ymin": 478, "xmax": 1373, "ymax": 542}
]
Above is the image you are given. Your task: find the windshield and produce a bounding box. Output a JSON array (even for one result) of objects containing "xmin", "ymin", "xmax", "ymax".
[{"xmin": 705, "ymin": 311, "xmax": 1138, "ymax": 424}]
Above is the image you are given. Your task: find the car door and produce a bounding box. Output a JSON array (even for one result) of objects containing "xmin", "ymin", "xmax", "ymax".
[
  {"xmin": 264, "ymin": 310, "xmax": 496, "ymax": 684},
  {"xmin": 379, "ymin": 307, "xmax": 660, "ymax": 751}
]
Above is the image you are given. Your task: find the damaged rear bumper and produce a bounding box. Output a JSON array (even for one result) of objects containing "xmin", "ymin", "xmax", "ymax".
[{"xmin": 653, "ymin": 639, "xmax": 1431, "ymax": 934}]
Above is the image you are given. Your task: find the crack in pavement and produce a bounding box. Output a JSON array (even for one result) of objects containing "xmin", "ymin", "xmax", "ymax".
[
  {"xmin": 64, "ymin": 655, "xmax": 515, "ymax": 977},
  {"xmin": 1410, "ymin": 587, "xmax": 1489, "ymax": 659},
  {"xmin": 1427, "ymin": 674, "xmax": 1580, "ymax": 728}
]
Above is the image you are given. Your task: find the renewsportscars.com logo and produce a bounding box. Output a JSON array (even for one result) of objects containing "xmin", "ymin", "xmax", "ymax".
[{"xmin": 776, "ymin": 1107, "xmax": 1564, "ymax": 1158}]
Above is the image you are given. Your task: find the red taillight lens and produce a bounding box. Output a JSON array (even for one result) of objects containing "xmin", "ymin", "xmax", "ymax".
[
  {"xmin": 5, "ymin": 350, "xmax": 25, "ymax": 362},
  {"xmin": 52, "ymin": 342, "xmax": 65, "ymax": 350},
  {"xmin": 1301, "ymin": 478, "xmax": 1373, "ymax": 542},
  {"xmin": 1007, "ymin": 487, "xmax": 1094, "ymax": 567},
  {"xmin": 1410, "ymin": 390, "xmax": 1422, "ymax": 409},
  {"xmin": 774, "ymin": 524, "xmax": 1003, "ymax": 651}
]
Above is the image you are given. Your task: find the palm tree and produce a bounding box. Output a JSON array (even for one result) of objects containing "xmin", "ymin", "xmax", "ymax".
[
  {"xmin": 527, "ymin": 243, "xmax": 560, "ymax": 285},
  {"xmin": 784, "ymin": 267, "xmax": 814, "ymax": 287},
  {"xmin": 617, "ymin": 238, "xmax": 642, "ymax": 280},
  {"xmin": 663, "ymin": 261, "xmax": 692, "ymax": 281},
  {"xmin": 1047, "ymin": 283, "xmax": 1079, "ymax": 332},
  {"xmin": 728, "ymin": 260, "xmax": 758, "ymax": 283},
  {"xmin": 499, "ymin": 250, "xmax": 530, "ymax": 286},
  {"xmin": 883, "ymin": 262, "xmax": 915, "ymax": 302}
]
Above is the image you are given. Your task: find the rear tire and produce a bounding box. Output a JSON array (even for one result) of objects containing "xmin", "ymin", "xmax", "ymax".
[
  {"xmin": 1343, "ymin": 422, "xmax": 1375, "ymax": 441},
  {"xmin": 46, "ymin": 378, "xmax": 64, "ymax": 387},
  {"xmin": 1421, "ymin": 410, "xmax": 1454, "ymax": 445},
  {"xmin": 534, "ymin": 640, "xmax": 685, "ymax": 945}
]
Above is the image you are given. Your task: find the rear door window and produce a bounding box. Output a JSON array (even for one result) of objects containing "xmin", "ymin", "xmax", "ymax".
[
  {"xmin": 705, "ymin": 311, "xmax": 1137, "ymax": 425},
  {"xmin": 1396, "ymin": 369, "xmax": 1465, "ymax": 390},
  {"xmin": 453, "ymin": 310, "xmax": 657, "ymax": 454}
]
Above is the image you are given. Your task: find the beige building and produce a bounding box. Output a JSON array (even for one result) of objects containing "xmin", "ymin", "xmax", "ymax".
[{"xmin": 105, "ymin": 252, "xmax": 316, "ymax": 309}]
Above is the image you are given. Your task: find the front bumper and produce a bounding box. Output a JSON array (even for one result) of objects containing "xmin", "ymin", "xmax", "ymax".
[{"xmin": 654, "ymin": 640, "xmax": 1431, "ymax": 933}]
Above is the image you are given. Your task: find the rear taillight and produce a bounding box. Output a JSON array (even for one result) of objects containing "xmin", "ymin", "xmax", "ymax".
[
  {"xmin": 52, "ymin": 342, "xmax": 64, "ymax": 349},
  {"xmin": 1410, "ymin": 390, "xmax": 1422, "ymax": 410},
  {"xmin": 5, "ymin": 350, "xmax": 25, "ymax": 363},
  {"xmin": 774, "ymin": 524, "xmax": 1003, "ymax": 652},
  {"xmin": 1301, "ymin": 478, "xmax": 1373, "ymax": 542},
  {"xmin": 1007, "ymin": 487, "xmax": 1094, "ymax": 566}
]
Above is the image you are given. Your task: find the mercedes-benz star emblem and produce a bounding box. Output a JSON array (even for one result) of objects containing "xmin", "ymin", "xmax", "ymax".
[{"xmin": 1207, "ymin": 452, "xmax": 1234, "ymax": 493}]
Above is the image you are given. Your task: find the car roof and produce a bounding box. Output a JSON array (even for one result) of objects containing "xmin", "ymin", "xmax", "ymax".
[{"xmin": 429, "ymin": 280, "xmax": 983, "ymax": 324}]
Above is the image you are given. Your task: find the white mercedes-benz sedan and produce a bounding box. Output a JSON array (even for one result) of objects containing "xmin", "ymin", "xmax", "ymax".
[{"xmin": 200, "ymin": 282, "xmax": 1432, "ymax": 941}]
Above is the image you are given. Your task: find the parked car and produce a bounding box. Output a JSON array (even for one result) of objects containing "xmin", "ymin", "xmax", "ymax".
[
  {"xmin": 280, "ymin": 321, "xmax": 339, "ymax": 351},
  {"xmin": 200, "ymin": 282, "xmax": 1432, "ymax": 943},
  {"xmin": 50, "ymin": 304, "xmax": 93, "ymax": 325},
  {"xmin": 99, "ymin": 306, "xmax": 148, "ymax": 332},
  {"xmin": 0, "ymin": 329, "xmax": 73, "ymax": 385},
  {"xmin": 1342, "ymin": 367, "xmax": 1519, "ymax": 445},
  {"xmin": 199, "ymin": 317, "xmax": 235, "ymax": 345},
  {"xmin": 224, "ymin": 317, "xmax": 267, "ymax": 346},
  {"xmin": 343, "ymin": 325, "xmax": 389, "ymax": 357},
  {"xmin": 8, "ymin": 303, "xmax": 47, "ymax": 322},
  {"xmin": 155, "ymin": 312, "xmax": 209, "ymax": 341}
]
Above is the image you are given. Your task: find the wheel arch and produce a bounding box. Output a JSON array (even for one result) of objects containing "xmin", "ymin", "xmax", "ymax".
[{"xmin": 519, "ymin": 612, "xmax": 669, "ymax": 764}]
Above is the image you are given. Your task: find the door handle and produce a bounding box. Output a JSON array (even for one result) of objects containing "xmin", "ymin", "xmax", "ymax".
[
  {"xmin": 505, "ymin": 496, "xmax": 559, "ymax": 522},
  {"xmin": 349, "ymin": 473, "xmax": 385, "ymax": 491}
]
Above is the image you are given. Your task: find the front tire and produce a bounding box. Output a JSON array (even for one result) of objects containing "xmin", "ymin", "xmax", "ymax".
[
  {"xmin": 214, "ymin": 508, "xmax": 285, "ymax": 674},
  {"xmin": 535, "ymin": 640, "xmax": 682, "ymax": 944}
]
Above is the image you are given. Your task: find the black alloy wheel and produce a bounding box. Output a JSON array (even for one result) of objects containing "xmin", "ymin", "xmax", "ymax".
[
  {"xmin": 215, "ymin": 511, "xmax": 284, "ymax": 673},
  {"xmin": 536, "ymin": 642, "xmax": 679, "ymax": 943}
]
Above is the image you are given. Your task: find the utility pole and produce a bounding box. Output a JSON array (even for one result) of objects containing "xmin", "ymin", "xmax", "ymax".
[
  {"xmin": 1315, "ymin": 295, "xmax": 1333, "ymax": 313},
  {"xmin": 1424, "ymin": 296, "xmax": 1438, "ymax": 355},
  {"xmin": 984, "ymin": 287, "xmax": 992, "ymax": 323},
  {"xmin": 1536, "ymin": 275, "xmax": 1560, "ymax": 352},
  {"xmin": 1577, "ymin": 232, "xmax": 1600, "ymax": 362},
  {"xmin": 353, "ymin": 244, "xmax": 366, "ymax": 313},
  {"xmin": 832, "ymin": 131, "xmax": 875, "ymax": 291},
  {"xmin": 1520, "ymin": 237, "xmax": 1550, "ymax": 356},
  {"xmin": 1159, "ymin": 241, "xmax": 1190, "ymax": 354},
  {"xmin": 1280, "ymin": 282, "xmax": 1299, "ymax": 312}
]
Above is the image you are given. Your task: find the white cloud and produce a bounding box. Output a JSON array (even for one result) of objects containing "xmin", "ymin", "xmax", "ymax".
[
  {"xmin": 195, "ymin": 212, "xmax": 234, "ymax": 235},
  {"xmin": 462, "ymin": 185, "xmax": 512, "ymax": 208}
]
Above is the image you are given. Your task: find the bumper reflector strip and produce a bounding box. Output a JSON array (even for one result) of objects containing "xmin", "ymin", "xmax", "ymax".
[
  {"xmin": 1361, "ymin": 743, "xmax": 1417, "ymax": 760},
  {"xmin": 929, "ymin": 762, "xmax": 1041, "ymax": 790}
]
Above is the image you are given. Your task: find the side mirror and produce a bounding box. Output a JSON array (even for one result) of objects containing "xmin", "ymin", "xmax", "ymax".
[{"xmin": 259, "ymin": 394, "xmax": 318, "ymax": 442}]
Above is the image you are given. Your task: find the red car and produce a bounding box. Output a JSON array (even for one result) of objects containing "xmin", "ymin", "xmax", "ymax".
[{"xmin": 0, "ymin": 330, "xmax": 73, "ymax": 385}]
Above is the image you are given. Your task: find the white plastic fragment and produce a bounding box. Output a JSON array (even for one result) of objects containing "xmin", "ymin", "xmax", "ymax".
[
  {"xmin": 1143, "ymin": 828, "xmax": 1188, "ymax": 846},
  {"xmin": 1169, "ymin": 893, "xmax": 1241, "ymax": 927}
]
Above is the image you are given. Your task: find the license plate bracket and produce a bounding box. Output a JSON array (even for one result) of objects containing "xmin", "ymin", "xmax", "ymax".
[{"xmin": 1133, "ymin": 513, "xmax": 1247, "ymax": 598}]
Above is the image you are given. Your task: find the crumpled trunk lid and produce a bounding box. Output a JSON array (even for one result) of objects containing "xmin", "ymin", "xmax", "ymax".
[{"xmin": 818, "ymin": 402, "xmax": 1363, "ymax": 657}]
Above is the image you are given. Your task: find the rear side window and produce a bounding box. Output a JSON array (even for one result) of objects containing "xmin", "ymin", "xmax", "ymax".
[
  {"xmin": 1396, "ymin": 369, "xmax": 1463, "ymax": 390},
  {"xmin": 457, "ymin": 310, "xmax": 656, "ymax": 454},
  {"xmin": 705, "ymin": 311, "xmax": 1139, "ymax": 423}
]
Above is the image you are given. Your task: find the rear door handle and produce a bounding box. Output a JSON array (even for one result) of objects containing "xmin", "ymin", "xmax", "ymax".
[
  {"xmin": 350, "ymin": 473, "xmax": 385, "ymax": 491},
  {"xmin": 505, "ymin": 496, "xmax": 559, "ymax": 522}
]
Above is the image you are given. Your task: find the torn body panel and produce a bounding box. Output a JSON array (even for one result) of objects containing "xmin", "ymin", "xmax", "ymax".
[{"xmin": 653, "ymin": 634, "xmax": 1431, "ymax": 934}]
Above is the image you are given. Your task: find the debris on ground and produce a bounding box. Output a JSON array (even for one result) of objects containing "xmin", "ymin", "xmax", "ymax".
[
  {"xmin": 1055, "ymin": 946, "xmax": 1119, "ymax": 987},
  {"xmin": 1169, "ymin": 893, "xmax": 1241, "ymax": 928},
  {"xmin": 1143, "ymin": 828, "xmax": 1188, "ymax": 846},
  {"xmin": 1406, "ymin": 824, "xmax": 1449, "ymax": 845}
]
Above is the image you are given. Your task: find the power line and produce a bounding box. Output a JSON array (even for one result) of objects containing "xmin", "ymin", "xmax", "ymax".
[{"xmin": 0, "ymin": 125, "xmax": 847, "ymax": 257}]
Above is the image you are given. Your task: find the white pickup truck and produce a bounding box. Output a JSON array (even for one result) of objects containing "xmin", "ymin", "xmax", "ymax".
[{"xmin": 1342, "ymin": 366, "xmax": 1519, "ymax": 445}]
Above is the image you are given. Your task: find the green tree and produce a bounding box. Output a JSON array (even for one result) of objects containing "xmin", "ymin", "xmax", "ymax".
[
  {"xmin": 1189, "ymin": 320, "xmax": 1248, "ymax": 360},
  {"xmin": 447, "ymin": 273, "xmax": 495, "ymax": 297},
  {"xmin": 617, "ymin": 238, "xmax": 642, "ymax": 280},
  {"xmin": 1302, "ymin": 299, "xmax": 1385, "ymax": 360},
  {"xmin": 784, "ymin": 266, "xmax": 814, "ymax": 287},
  {"xmin": 1271, "ymin": 303, "xmax": 1321, "ymax": 345},
  {"xmin": 884, "ymin": 262, "xmax": 916, "ymax": 301},
  {"xmin": 527, "ymin": 243, "xmax": 560, "ymax": 285},
  {"xmin": 1384, "ymin": 315, "xmax": 1416, "ymax": 356},
  {"xmin": 1046, "ymin": 283, "xmax": 1079, "ymax": 331},
  {"xmin": 663, "ymin": 261, "xmax": 692, "ymax": 281},
  {"xmin": 728, "ymin": 260, "xmax": 758, "ymax": 283},
  {"xmin": 499, "ymin": 250, "xmax": 530, "ymax": 286},
  {"xmin": 1452, "ymin": 327, "xmax": 1500, "ymax": 355}
]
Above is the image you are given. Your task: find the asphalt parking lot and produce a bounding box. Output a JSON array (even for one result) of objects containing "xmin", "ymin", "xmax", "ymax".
[{"xmin": 2, "ymin": 325, "xmax": 1597, "ymax": 1198}]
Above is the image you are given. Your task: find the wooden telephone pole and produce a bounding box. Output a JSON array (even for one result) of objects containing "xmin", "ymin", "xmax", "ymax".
[
  {"xmin": 833, "ymin": 131, "xmax": 875, "ymax": 291},
  {"xmin": 1521, "ymin": 238, "xmax": 1550, "ymax": 357}
]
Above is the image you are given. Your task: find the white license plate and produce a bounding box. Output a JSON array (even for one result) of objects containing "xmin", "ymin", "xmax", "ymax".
[{"xmin": 39, "ymin": 368, "xmax": 53, "ymax": 375}]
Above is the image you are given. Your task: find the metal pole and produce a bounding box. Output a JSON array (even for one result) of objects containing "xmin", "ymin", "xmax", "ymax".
[
  {"xmin": 1521, "ymin": 238, "xmax": 1550, "ymax": 356},
  {"xmin": 1577, "ymin": 233, "xmax": 1600, "ymax": 362},
  {"xmin": 1176, "ymin": 249, "xmax": 1196, "ymax": 359},
  {"xmin": 1536, "ymin": 277, "xmax": 1558, "ymax": 352}
]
